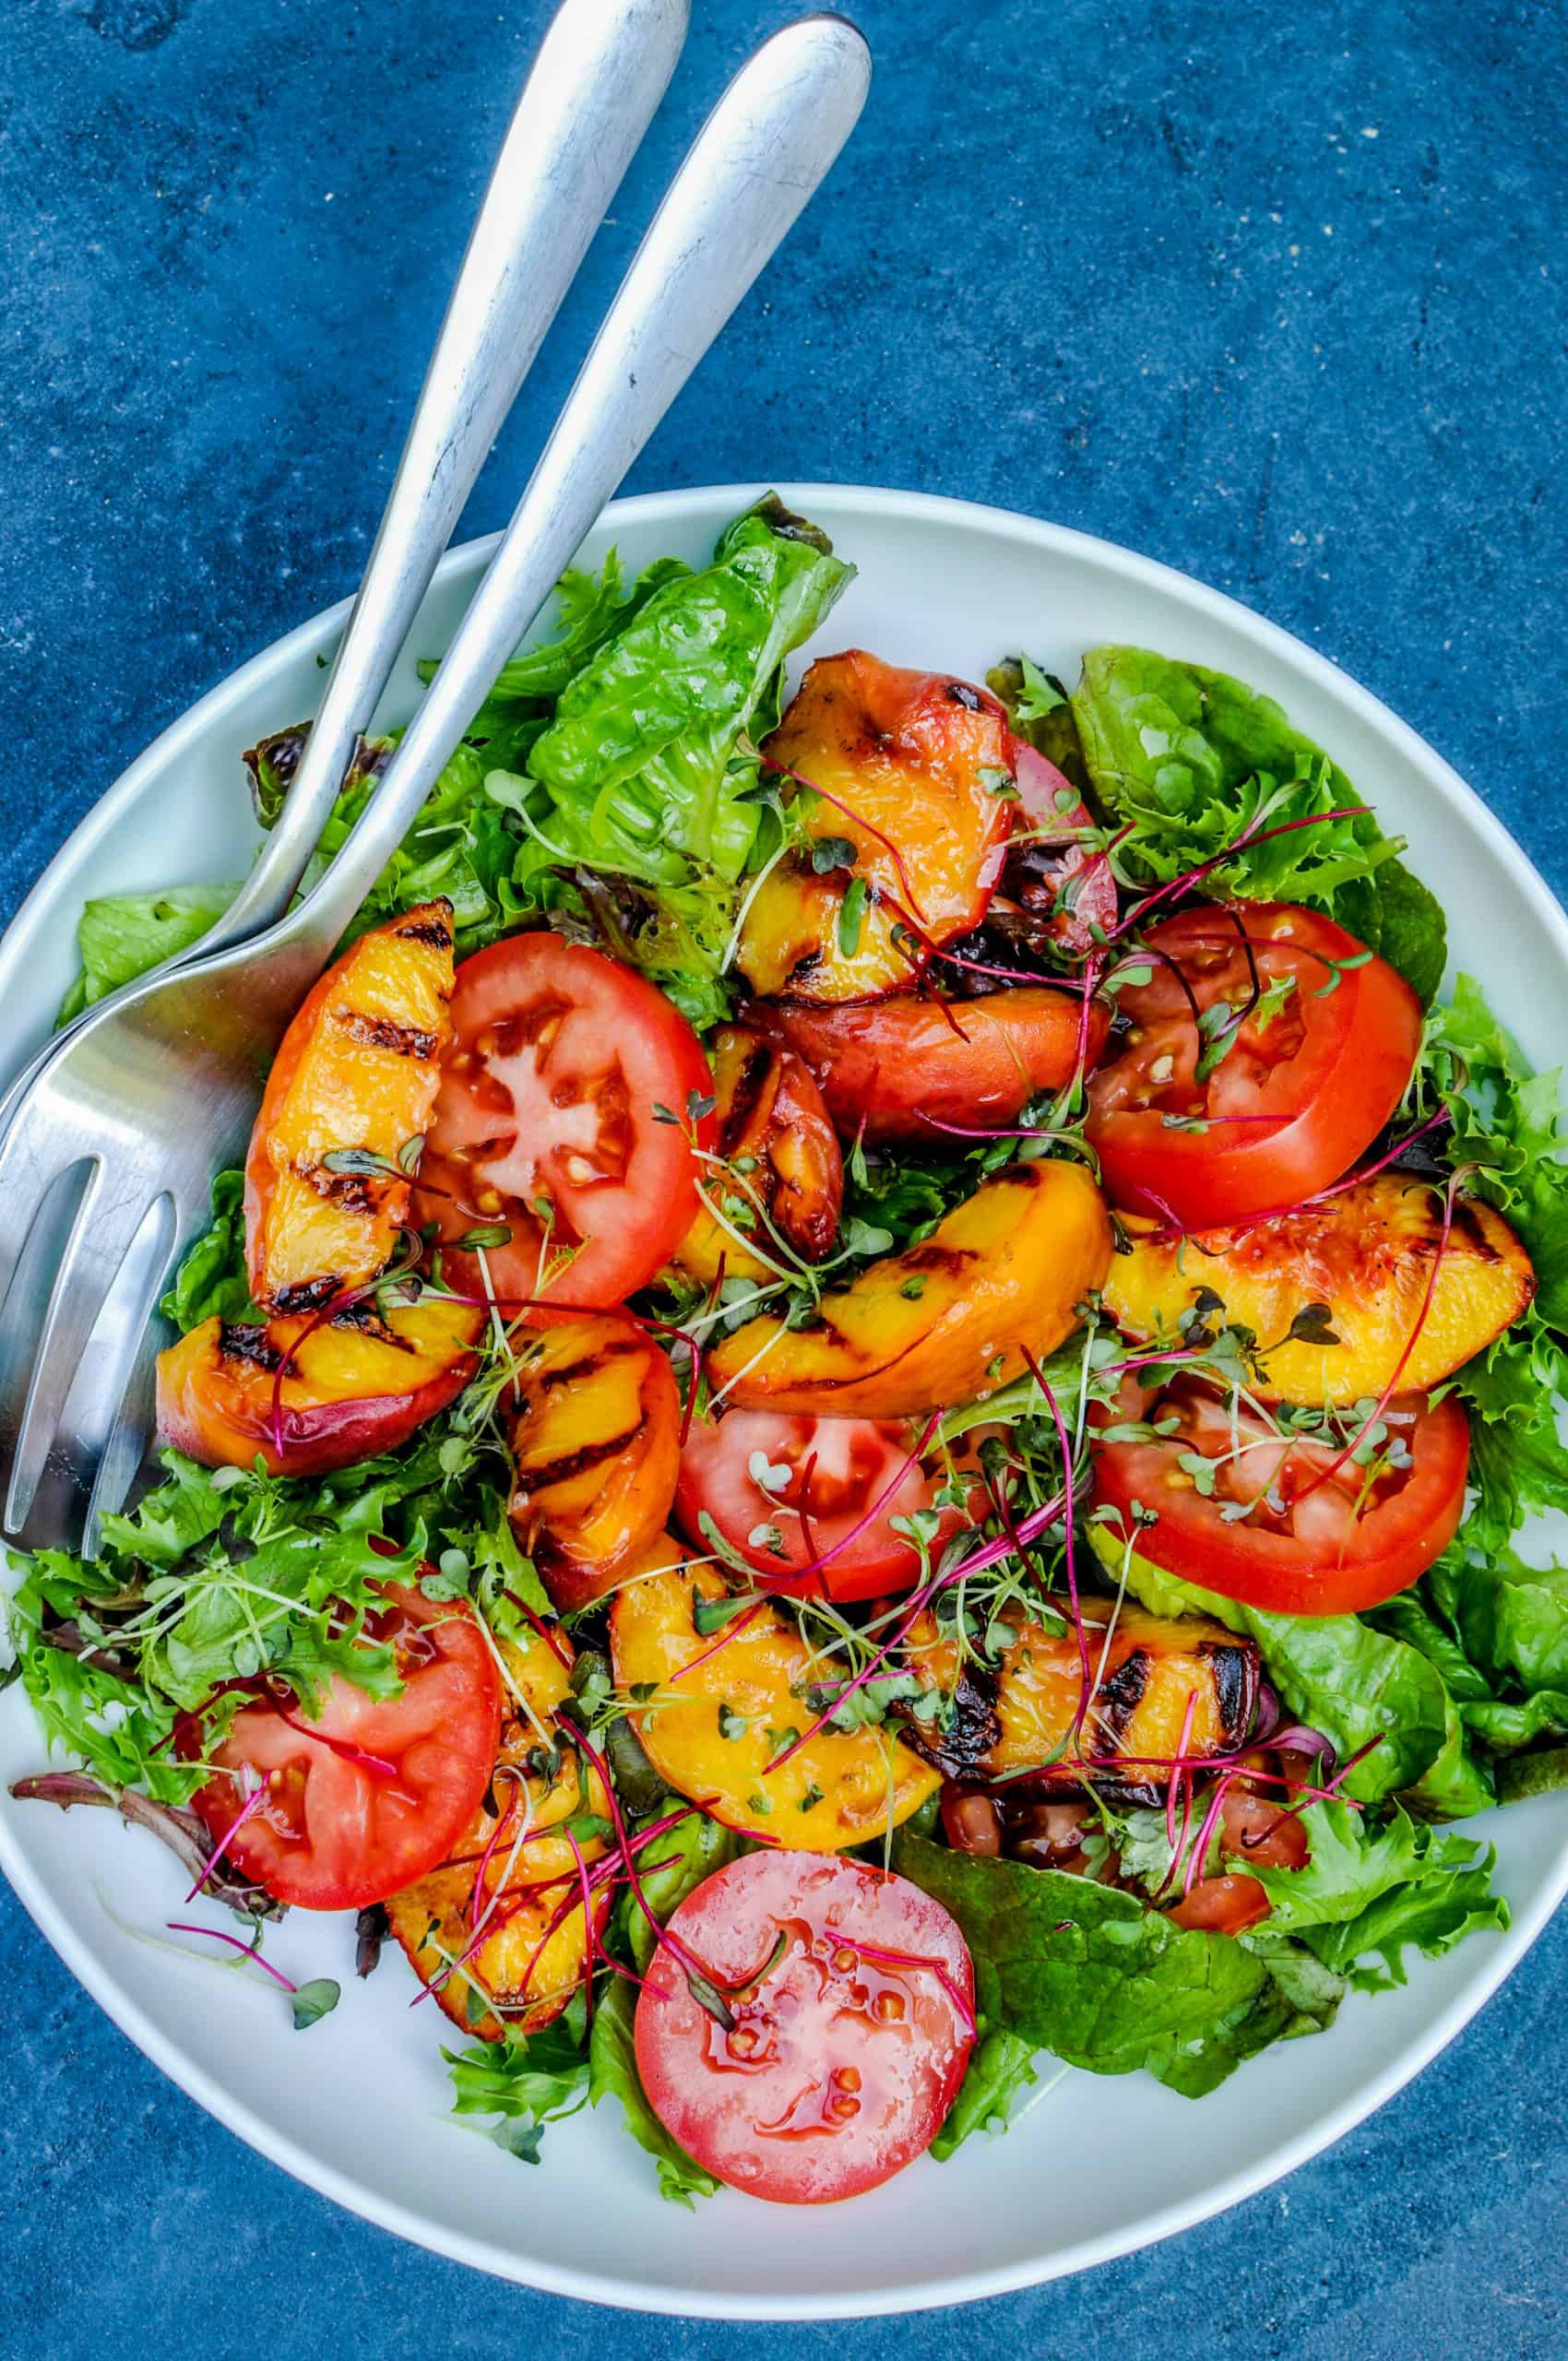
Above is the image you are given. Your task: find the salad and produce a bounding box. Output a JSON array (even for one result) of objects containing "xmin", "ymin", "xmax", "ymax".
[{"xmin": 9, "ymin": 492, "xmax": 1568, "ymax": 2210}]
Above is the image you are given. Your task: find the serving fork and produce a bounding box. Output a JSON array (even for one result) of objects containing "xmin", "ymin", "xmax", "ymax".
[{"xmin": 0, "ymin": 8, "xmax": 871, "ymax": 1555}]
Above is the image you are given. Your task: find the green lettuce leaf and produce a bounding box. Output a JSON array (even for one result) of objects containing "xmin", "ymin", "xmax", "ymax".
[
  {"xmin": 445, "ymin": 2017, "xmax": 589, "ymax": 2165},
  {"xmin": 445, "ymin": 551, "xmax": 694, "ymax": 717},
  {"xmin": 892, "ymin": 1833, "xmax": 1341, "ymax": 2097},
  {"xmin": 57, "ymin": 881, "xmax": 240, "ymax": 1026},
  {"xmin": 1069, "ymin": 647, "xmax": 1445, "ymax": 1002},
  {"xmin": 160, "ymin": 1168, "xmax": 257, "ymax": 1331},
  {"xmin": 1381, "ymin": 1529, "xmax": 1568, "ymax": 1762},
  {"xmin": 619, "ymin": 1806, "xmax": 738, "ymax": 1975},
  {"xmin": 1248, "ymin": 1799, "xmax": 1507, "ymax": 1985},
  {"xmin": 1497, "ymin": 1745, "xmax": 1568, "ymax": 1802},
  {"xmin": 1091, "ymin": 1528, "xmax": 1492, "ymax": 1816},
  {"xmin": 526, "ymin": 497, "xmax": 852, "ymax": 884},
  {"xmin": 931, "ymin": 2025, "xmax": 1039, "ymax": 2159},
  {"xmin": 504, "ymin": 496, "xmax": 852, "ymax": 1015},
  {"xmin": 588, "ymin": 1978, "xmax": 719, "ymax": 2207},
  {"xmin": 1419, "ymin": 973, "xmax": 1568, "ymax": 1333}
]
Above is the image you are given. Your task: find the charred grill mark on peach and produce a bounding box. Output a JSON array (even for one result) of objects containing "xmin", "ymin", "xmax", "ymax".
[
  {"xmin": 244, "ymin": 899, "xmax": 457, "ymax": 1311},
  {"xmin": 394, "ymin": 916, "xmax": 454, "ymax": 951},
  {"xmin": 1198, "ymin": 1637, "xmax": 1257, "ymax": 1746},
  {"xmin": 217, "ymin": 1323, "xmax": 285, "ymax": 1374},
  {"xmin": 515, "ymin": 1431, "xmax": 641, "ymax": 1493},
  {"xmin": 303, "ymin": 1163, "xmax": 382, "ymax": 1215},
  {"xmin": 897, "ymin": 1660, "xmax": 1002, "ymax": 1781},
  {"xmin": 335, "ymin": 1011, "xmax": 442, "ymax": 1061},
  {"xmin": 723, "ymin": 1041, "xmax": 776, "ymax": 1147},
  {"xmin": 506, "ymin": 1315, "xmax": 682, "ymax": 1577},
  {"xmin": 271, "ymin": 1274, "xmax": 343, "ymax": 1316},
  {"xmin": 529, "ymin": 1334, "xmax": 643, "ymax": 1394},
  {"xmin": 1092, "ymin": 1647, "xmax": 1151, "ymax": 1748}
]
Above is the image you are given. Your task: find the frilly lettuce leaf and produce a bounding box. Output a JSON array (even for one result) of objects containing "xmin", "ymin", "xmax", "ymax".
[
  {"xmin": 1248, "ymin": 1799, "xmax": 1506, "ymax": 1989},
  {"xmin": 1419, "ymin": 973, "xmax": 1568, "ymax": 1333}
]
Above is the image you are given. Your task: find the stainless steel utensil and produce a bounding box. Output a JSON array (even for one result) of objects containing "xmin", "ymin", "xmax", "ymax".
[
  {"xmin": 0, "ymin": 0, "xmax": 689, "ymax": 1139},
  {"xmin": 0, "ymin": 13, "xmax": 871, "ymax": 1555}
]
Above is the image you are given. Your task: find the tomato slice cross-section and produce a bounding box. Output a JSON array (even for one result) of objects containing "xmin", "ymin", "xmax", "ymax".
[
  {"xmin": 412, "ymin": 934, "xmax": 715, "ymax": 1312},
  {"xmin": 1085, "ymin": 901, "xmax": 1421, "ymax": 1227},
  {"xmin": 635, "ymin": 1850, "xmax": 975, "ymax": 2203},
  {"xmin": 181, "ymin": 1583, "xmax": 502, "ymax": 1909}
]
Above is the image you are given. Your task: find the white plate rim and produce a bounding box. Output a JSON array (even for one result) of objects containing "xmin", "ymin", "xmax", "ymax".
[{"xmin": 3, "ymin": 479, "xmax": 1565, "ymax": 2319}]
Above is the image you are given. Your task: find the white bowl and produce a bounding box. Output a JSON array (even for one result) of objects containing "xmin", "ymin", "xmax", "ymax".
[{"xmin": 3, "ymin": 483, "xmax": 1565, "ymax": 2319}]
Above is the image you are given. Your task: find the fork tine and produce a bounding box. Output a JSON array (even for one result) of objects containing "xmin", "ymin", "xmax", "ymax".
[
  {"xmin": 0, "ymin": 1095, "xmax": 88, "ymax": 1328},
  {"xmin": 7, "ymin": 1193, "xmax": 178, "ymax": 1556},
  {"xmin": 82, "ymin": 1320, "xmax": 164, "ymax": 1560},
  {"xmin": 2, "ymin": 1167, "xmax": 168, "ymax": 1536},
  {"xmin": 0, "ymin": 1156, "xmax": 91, "ymax": 1456}
]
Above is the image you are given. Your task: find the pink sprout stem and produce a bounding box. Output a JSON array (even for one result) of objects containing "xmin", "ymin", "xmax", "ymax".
[
  {"xmin": 182, "ymin": 1783, "xmax": 268, "ymax": 1904},
  {"xmin": 166, "ymin": 1921, "xmax": 299, "ymax": 1993},
  {"xmin": 1111, "ymin": 805, "xmax": 1372, "ymax": 940},
  {"xmin": 766, "ymin": 1481, "xmax": 1068, "ymax": 1774},
  {"xmin": 836, "ymin": 1937, "xmax": 978, "ymax": 2042},
  {"xmin": 760, "ymin": 751, "xmax": 927, "ymax": 919}
]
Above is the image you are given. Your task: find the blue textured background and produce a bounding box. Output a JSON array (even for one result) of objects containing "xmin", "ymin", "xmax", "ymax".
[{"xmin": 4, "ymin": 0, "xmax": 1566, "ymax": 2348}]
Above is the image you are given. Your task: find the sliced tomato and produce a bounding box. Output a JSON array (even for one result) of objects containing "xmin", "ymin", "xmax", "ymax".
[
  {"xmin": 1001, "ymin": 737, "xmax": 1119, "ymax": 953},
  {"xmin": 765, "ymin": 987, "xmax": 1107, "ymax": 1146},
  {"xmin": 1089, "ymin": 1373, "xmax": 1469, "ymax": 1616},
  {"xmin": 1218, "ymin": 1750, "xmax": 1313, "ymax": 1871},
  {"xmin": 181, "ymin": 1583, "xmax": 502, "ymax": 1910},
  {"xmin": 675, "ymin": 1408, "xmax": 962, "ymax": 1601},
  {"xmin": 634, "ymin": 1850, "xmax": 975, "ymax": 2203},
  {"xmin": 1166, "ymin": 1874, "xmax": 1271, "ymax": 1935},
  {"xmin": 412, "ymin": 935, "xmax": 715, "ymax": 1313},
  {"xmin": 1085, "ymin": 902, "xmax": 1421, "ymax": 1227}
]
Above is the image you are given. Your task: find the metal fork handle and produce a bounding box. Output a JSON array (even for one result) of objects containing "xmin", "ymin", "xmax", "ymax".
[
  {"xmin": 201, "ymin": 0, "xmax": 691, "ymax": 957},
  {"xmin": 279, "ymin": 12, "xmax": 872, "ymax": 963}
]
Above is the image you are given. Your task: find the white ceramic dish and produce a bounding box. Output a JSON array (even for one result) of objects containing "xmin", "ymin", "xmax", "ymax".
[{"xmin": 3, "ymin": 483, "xmax": 1565, "ymax": 2319}]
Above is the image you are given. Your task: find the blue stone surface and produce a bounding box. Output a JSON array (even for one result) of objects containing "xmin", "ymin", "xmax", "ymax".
[{"xmin": 3, "ymin": 0, "xmax": 1567, "ymax": 2348}]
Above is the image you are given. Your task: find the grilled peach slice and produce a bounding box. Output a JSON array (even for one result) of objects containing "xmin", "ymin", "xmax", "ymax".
[
  {"xmin": 672, "ymin": 1023, "xmax": 843, "ymax": 1286},
  {"xmin": 245, "ymin": 901, "xmax": 456, "ymax": 1312},
  {"xmin": 735, "ymin": 652, "xmax": 1015, "ymax": 1003},
  {"xmin": 706, "ymin": 1160, "xmax": 1112, "ymax": 1417},
  {"xmin": 507, "ymin": 1316, "xmax": 681, "ymax": 1585},
  {"xmin": 1105, "ymin": 1176, "xmax": 1534, "ymax": 1405},
  {"xmin": 156, "ymin": 1297, "xmax": 482, "ymax": 1477},
  {"xmin": 539, "ymin": 1526, "xmax": 686, "ymax": 1619},
  {"xmin": 386, "ymin": 1620, "xmax": 611, "ymax": 2040},
  {"xmin": 765, "ymin": 987, "xmax": 1109, "ymax": 1145},
  {"xmin": 904, "ymin": 1605, "xmax": 1258, "ymax": 1804},
  {"xmin": 610, "ymin": 1560, "xmax": 940, "ymax": 1846}
]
